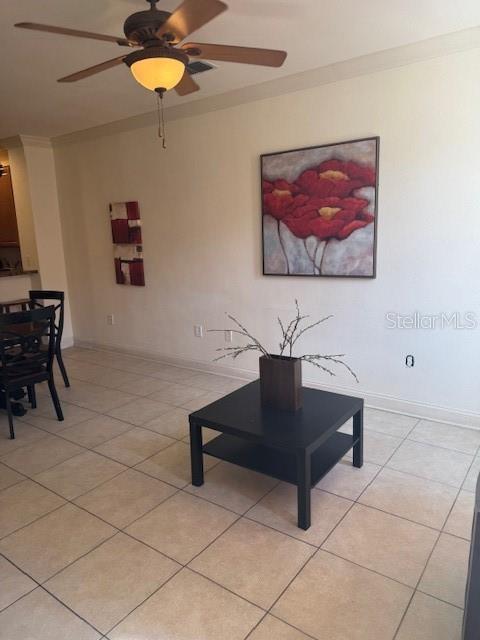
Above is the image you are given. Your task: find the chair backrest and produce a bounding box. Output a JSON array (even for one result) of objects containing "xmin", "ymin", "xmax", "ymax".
[
  {"xmin": 0, "ymin": 306, "xmax": 56, "ymax": 384},
  {"xmin": 29, "ymin": 290, "xmax": 65, "ymax": 341}
]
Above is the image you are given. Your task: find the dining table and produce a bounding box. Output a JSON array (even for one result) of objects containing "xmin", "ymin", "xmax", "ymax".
[
  {"xmin": 0, "ymin": 298, "xmax": 30, "ymax": 314},
  {"xmin": 0, "ymin": 312, "xmax": 43, "ymax": 418}
]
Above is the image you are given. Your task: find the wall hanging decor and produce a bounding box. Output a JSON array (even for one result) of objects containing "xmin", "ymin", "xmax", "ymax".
[
  {"xmin": 261, "ymin": 136, "xmax": 379, "ymax": 278},
  {"xmin": 109, "ymin": 201, "xmax": 145, "ymax": 286}
]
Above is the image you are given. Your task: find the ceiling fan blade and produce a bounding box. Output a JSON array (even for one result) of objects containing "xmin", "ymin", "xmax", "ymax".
[
  {"xmin": 156, "ymin": 0, "xmax": 227, "ymax": 44},
  {"xmin": 182, "ymin": 42, "xmax": 287, "ymax": 67},
  {"xmin": 175, "ymin": 70, "xmax": 200, "ymax": 96},
  {"xmin": 15, "ymin": 22, "xmax": 131, "ymax": 46},
  {"xmin": 58, "ymin": 56, "xmax": 126, "ymax": 83}
]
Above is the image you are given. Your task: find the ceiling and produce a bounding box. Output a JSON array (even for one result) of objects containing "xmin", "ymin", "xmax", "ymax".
[{"xmin": 1, "ymin": 0, "xmax": 479, "ymax": 139}]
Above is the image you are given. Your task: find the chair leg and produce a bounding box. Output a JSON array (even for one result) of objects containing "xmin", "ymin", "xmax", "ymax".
[
  {"xmin": 5, "ymin": 393, "xmax": 15, "ymax": 439},
  {"xmin": 56, "ymin": 347, "xmax": 70, "ymax": 388},
  {"xmin": 48, "ymin": 378, "xmax": 64, "ymax": 421},
  {"xmin": 27, "ymin": 385, "xmax": 37, "ymax": 409}
]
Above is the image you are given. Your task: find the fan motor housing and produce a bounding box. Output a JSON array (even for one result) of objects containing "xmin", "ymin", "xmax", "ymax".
[
  {"xmin": 124, "ymin": 45, "xmax": 189, "ymax": 68},
  {"xmin": 123, "ymin": 9, "xmax": 171, "ymax": 44}
]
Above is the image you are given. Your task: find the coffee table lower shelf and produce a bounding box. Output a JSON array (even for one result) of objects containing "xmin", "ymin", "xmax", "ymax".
[{"xmin": 203, "ymin": 431, "xmax": 356, "ymax": 487}]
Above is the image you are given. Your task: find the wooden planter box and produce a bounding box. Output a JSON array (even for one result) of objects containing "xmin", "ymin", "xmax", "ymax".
[{"xmin": 259, "ymin": 354, "xmax": 302, "ymax": 411}]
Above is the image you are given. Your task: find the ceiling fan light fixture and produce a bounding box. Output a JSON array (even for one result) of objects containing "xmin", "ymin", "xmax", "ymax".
[{"xmin": 125, "ymin": 47, "xmax": 187, "ymax": 92}]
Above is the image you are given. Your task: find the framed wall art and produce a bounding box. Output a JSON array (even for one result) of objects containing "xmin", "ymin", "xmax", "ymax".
[
  {"xmin": 261, "ymin": 137, "xmax": 379, "ymax": 278},
  {"xmin": 109, "ymin": 201, "xmax": 145, "ymax": 286}
]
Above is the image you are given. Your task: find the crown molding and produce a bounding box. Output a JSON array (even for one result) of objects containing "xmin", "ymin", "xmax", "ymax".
[
  {"xmin": 20, "ymin": 135, "xmax": 53, "ymax": 149},
  {"xmin": 0, "ymin": 135, "xmax": 53, "ymax": 151},
  {"xmin": 52, "ymin": 25, "xmax": 480, "ymax": 147},
  {"xmin": 0, "ymin": 135, "xmax": 23, "ymax": 150}
]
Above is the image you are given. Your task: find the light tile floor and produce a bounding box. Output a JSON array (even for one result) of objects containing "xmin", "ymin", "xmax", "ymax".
[{"xmin": 0, "ymin": 347, "xmax": 476, "ymax": 640}]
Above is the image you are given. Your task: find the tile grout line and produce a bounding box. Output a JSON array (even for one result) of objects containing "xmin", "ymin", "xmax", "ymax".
[
  {"xmin": 265, "ymin": 423, "xmax": 401, "ymax": 636},
  {"xmin": 103, "ymin": 479, "xmax": 283, "ymax": 637},
  {"xmin": 0, "ymin": 484, "xmax": 189, "ymax": 632},
  {"xmin": 0, "ymin": 412, "xmax": 413, "ymax": 564},
  {"xmin": 62, "ymin": 349, "xmax": 248, "ymax": 386},
  {"xmin": 0, "ymin": 428, "xmax": 191, "ymax": 497},
  {"xmin": 391, "ymin": 526, "xmax": 443, "ymax": 639},
  {"xmin": 0, "ymin": 552, "xmax": 38, "ymax": 613},
  {"xmin": 390, "ymin": 430, "xmax": 480, "ymax": 638},
  {"xmin": 2, "ymin": 398, "xmax": 472, "ymax": 551},
  {"xmin": 414, "ymin": 588, "xmax": 466, "ymax": 611},
  {"xmin": 266, "ymin": 418, "xmax": 434, "ymax": 639},
  {"xmin": 57, "ymin": 370, "xmax": 225, "ymax": 407},
  {"xmin": 0, "ymin": 551, "xmax": 107, "ymax": 637},
  {"xmin": 5, "ymin": 394, "xmax": 218, "ymax": 466},
  {"xmin": 2, "ymin": 406, "xmax": 285, "ymax": 636},
  {"xmin": 387, "ymin": 441, "xmax": 480, "ymax": 637},
  {"xmin": 440, "ymin": 440, "xmax": 480, "ymax": 536},
  {"xmin": 103, "ymin": 412, "xmax": 470, "ymax": 635},
  {"xmin": 1, "ymin": 361, "xmax": 474, "ymax": 638},
  {"xmin": 405, "ymin": 434, "xmax": 480, "ymax": 456},
  {"xmin": 258, "ymin": 431, "xmax": 395, "ymax": 639},
  {"xmin": 0, "ymin": 441, "xmax": 91, "ymax": 477}
]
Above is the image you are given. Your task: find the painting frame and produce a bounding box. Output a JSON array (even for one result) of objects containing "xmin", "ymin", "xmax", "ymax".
[
  {"xmin": 261, "ymin": 136, "xmax": 379, "ymax": 279},
  {"xmin": 109, "ymin": 201, "xmax": 145, "ymax": 287}
]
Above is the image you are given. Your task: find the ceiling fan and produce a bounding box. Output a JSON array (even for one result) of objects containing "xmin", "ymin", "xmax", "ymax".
[{"xmin": 15, "ymin": 0, "xmax": 288, "ymax": 96}]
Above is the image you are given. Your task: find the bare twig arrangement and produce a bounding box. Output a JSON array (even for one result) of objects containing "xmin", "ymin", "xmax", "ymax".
[{"xmin": 208, "ymin": 300, "xmax": 359, "ymax": 383}]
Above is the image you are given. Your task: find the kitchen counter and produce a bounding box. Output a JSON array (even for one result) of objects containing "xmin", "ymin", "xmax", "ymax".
[
  {"xmin": 0, "ymin": 270, "xmax": 38, "ymax": 278},
  {"xmin": 0, "ymin": 271, "xmax": 41, "ymax": 300}
]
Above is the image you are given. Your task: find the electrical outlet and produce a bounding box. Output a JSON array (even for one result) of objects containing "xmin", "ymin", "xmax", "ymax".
[
  {"xmin": 405, "ymin": 355, "xmax": 415, "ymax": 368},
  {"xmin": 224, "ymin": 330, "xmax": 233, "ymax": 343},
  {"xmin": 194, "ymin": 325, "xmax": 204, "ymax": 338},
  {"xmin": 107, "ymin": 314, "xmax": 115, "ymax": 326}
]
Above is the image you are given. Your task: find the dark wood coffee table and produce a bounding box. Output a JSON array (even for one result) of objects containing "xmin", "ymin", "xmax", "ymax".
[{"xmin": 189, "ymin": 380, "xmax": 363, "ymax": 530}]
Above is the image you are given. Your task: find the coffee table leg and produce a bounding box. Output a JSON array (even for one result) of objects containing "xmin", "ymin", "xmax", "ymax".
[
  {"xmin": 353, "ymin": 408, "xmax": 364, "ymax": 468},
  {"xmin": 297, "ymin": 450, "xmax": 311, "ymax": 530},
  {"xmin": 189, "ymin": 419, "xmax": 204, "ymax": 486}
]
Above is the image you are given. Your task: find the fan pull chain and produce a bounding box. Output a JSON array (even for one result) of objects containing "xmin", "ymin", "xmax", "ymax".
[{"xmin": 156, "ymin": 90, "xmax": 167, "ymax": 149}]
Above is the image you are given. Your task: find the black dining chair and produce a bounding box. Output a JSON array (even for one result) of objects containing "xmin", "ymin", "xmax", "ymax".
[
  {"xmin": 0, "ymin": 306, "xmax": 64, "ymax": 439},
  {"xmin": 29, "ymin": 290, "xmax": 70, "ymax": 387}
]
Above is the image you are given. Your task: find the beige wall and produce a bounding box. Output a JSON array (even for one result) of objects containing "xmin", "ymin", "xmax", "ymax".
[
  {"xmin": 0, "ymin": 273, "xmax": 41, "ymax": 301},
  {"xmin": 6, "ymin": 143, "xmax": 39, "ymax": 272},
  {"xmin": 22, "ymin": 139, "xmax": 73, "ymax": 344},
  {"xmin": 54, "ymin": 47, "xmax": 480, "ymax": 423},
  {"xmin": 0, "ymin": 137, "xmax": 73, "ymax": 345}
]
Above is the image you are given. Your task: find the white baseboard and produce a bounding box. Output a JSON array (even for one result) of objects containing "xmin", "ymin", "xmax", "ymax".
[{"xmin": 74, "ymin": 338, "xmax": 480, "ymax": 431}]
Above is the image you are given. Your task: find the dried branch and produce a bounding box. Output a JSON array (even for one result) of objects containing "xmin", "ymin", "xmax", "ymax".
[
  {"xmin": 288, "ymin": 299, "xmax": 303, "ymax": 357},
  {"xmin": 280, "ymin": 316, "xmax": 297, "ymax": 353},
  {"xmin": 226, "ymin": 314, "xmax": 270, "ymax": 357},
  {"xmin": 213, "ymin": 344, "xmax": 261, "ymax": 362},
  {"xmin": 301, "ymin": 354, "xmax": 359, "ymax": 383},
  {"xmin": 277, "ymin": 316, "xmax": 286, "ymax": 355},
  {"xmin": 289, "ymin": 315, "xmax": 333, "ymax": 351},
  {"xmin": 208, "ymin": 314, "xmax": 270, "ymax": 358},
  {"xmin": 208, "ymin": 303, "xmax": 359, "ymax": 384},
  {"xmin": 279, "ymin": 299, "xmax": 309, "ymax": 357},
  {"xmin": 301, "ymin": 358, "xmax": 337, "ymax": 378}
]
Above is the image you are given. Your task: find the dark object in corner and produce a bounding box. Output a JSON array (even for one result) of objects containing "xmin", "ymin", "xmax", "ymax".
[{"xmin": 463, "ymin": 473, "xmax": 480, "ymax": 639}]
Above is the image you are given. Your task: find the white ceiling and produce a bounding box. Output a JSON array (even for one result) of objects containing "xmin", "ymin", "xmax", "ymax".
[{"xmin": 1, "ymin": 0, "xmax": 479, "ymax": 138}]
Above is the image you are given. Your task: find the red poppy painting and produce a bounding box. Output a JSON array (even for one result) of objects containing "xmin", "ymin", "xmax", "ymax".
[{"xmin": 261, "ymin": 137, "xmax": 379, "ymax": 277}]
